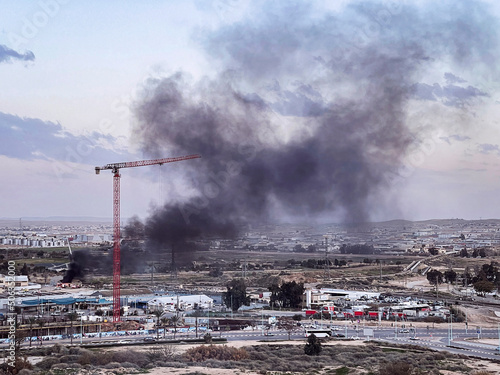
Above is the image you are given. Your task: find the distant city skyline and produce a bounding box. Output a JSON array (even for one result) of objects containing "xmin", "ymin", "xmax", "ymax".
[{"xmin": 1, "ymin": 0, "xmax": 500, "ymax": 222}]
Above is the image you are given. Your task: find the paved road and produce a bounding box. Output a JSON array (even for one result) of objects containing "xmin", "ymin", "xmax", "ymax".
[{"xmin": 5, "ymin": 326, "xmax": 500, "ymax": 361}]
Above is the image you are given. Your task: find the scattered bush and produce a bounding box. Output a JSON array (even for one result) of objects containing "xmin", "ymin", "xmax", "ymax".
[
  {"xmin": 0, "ymin": 356, "xmax": 34, "ymax": 374},
  {"xmin": 77, "ymin": 349, "xmax": 97, "ymax": 366},
  {"xmin": 379, "ymin": 360, "xmax": 412, "ymax": 375},
  {"xmin": 58, "ymin": 354, "xmax": 80, "ymax": 363},
  {"xmin": 51, "ymin": 362, "xmax": 82, "ymax": 370},
  {"xmin": 120, "ymin": 361, "xmax": 139, "ymax": 369},
  {"xmin": 35, "ymin": 357, "xmax": 60, "ymax": 370},
  {"xmin": 147, "ymin": 345, "xmax": 177, "ymax": 362},
  {"xmin": 103, "ymin": 361, "xmax": 122, "ymax": 369},
  {"xmin": 184, "ymin": 345, "xmax": 249, "ymax": 362}
]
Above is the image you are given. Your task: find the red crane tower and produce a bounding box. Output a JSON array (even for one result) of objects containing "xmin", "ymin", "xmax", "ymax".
[{"xmin": 95, "ymin": 154, "xmax": 201, "ymax": 322}]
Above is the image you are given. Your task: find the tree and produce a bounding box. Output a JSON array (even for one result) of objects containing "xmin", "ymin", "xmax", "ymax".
[
  {"xmin": 268, "ymin": 282, "xmax": 280, "ymax": 308},
  {"xmin": 304, "ymin": 334, "xmax": 322, "ymax": 356},
  {"xmin": 340, "ymin": 244, "xmax": 374, "ymax": 254},
  {"xmin": 459, "ymin": 247, "xmax": 468, "ymax": 258},
  {"xmin": 223, "ymin": 279, "xmax": 250, "ymax": 312},
  {"xmin": 277, "ymin": 281, "xmax": 305, "ymax": 309},
  {"xmin": 14, "ymin": 330, "xmax": 28, "ymax": 356},
  {"xmin": 152, "ymin": 310, "xmax": 163, "ymax": 340},
  {"xmin": 293, "ymin": 244, "xmax": 305, "ymax": 252},
  {"xmin": 66, "ymin": 312, "xmax": 78, "ymax": 345},
  {"xmin": 36, "ymin": 319, "xmax": 45, "ymax": 346},
  {"xmin": 473, "ymin": 280, "xmax": 495, "ymax": 296},
  {"xmin": 307, "ymin": 244, "xmax": 317, "ymax": 253},
  {"xmin": 444, "ymin": 269, "xmax": 457, "ymax": 284},
  {"xmin": 20, "ymin": 263, "xmax": 29, "ymax": 275},
  {"xmin": 428, "ymin": 247, "xmax": 439, "ymax": 256},
  {"xmin": 208, "ymin": 267, "xmax": 223, "ymax": 277},
  {"xmin": 203, "ymin": 333, "xmax": 212, "ymax": 343},
  {"xmin": 161, "ymin": 317, "xmax": 169, "ymax": 338},
  {"xmin": 170, "ymin": 315, "xmax": 180, "ymax": 339},
  {"xmin": 292, "ymin": 314, "xmax": 302, "ymax": 322},
  {"xmin": 426, "ymin": 269, "xmax": 443, "ymax": 285},
  {"xmin": 278, "ymin": 318, "xmax": 296, "ymax": 340},
  {"xmin": 27, "ymin": 317, "xmax": 36, "ymax": 347}
]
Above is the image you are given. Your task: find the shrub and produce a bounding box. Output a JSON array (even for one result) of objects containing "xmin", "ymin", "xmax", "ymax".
[
  {"xmin": 77, "ymin": 349, "xmax": 97, "ymax": 366},
  {"xmin": 1, "ymin": 357, "xmax": 34, "ymax": 374},
  {"xmin": 58, "ymin": 354, "xmax": 80, "ymax": 363},
  {"xmin": 51, "ymin": 363, "xmax": 82, "ymax": 370},
  {"xmin": 94, "ymin": 351, "xmax": 114, "ymax": 366},
  {"xmin": 103, "ymin": 362, "xmax": 122, "ymax": 369},
  {"xmin": 184, "ymin": 345, "xmax": 249, "ymax": 362},
  {"xmin": 379, "ymin": 360, "xmax": 412, "ymax": 375},
  {"xmin": 120, "ymin": 362, "xmax": 139, "ymax": 369},
  {"xmin": 35, "ymin": 357, "xmax": 60, "ymax": 370},
  {"xmin": 146, "ymin": 345, "xmax": 177, "ymax": 362},
  {"xmin": 204, "ymin": 333, "xmax": 213, "ymax": 343}
]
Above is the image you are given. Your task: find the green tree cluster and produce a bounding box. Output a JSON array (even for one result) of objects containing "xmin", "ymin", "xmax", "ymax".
[
  {"xmin": 268, "ymin": 281, "xmax": 305, "ymax": 309},
  {"xmin": 223, "ymin": 279, "xmax": 250, "ymax": 312}
]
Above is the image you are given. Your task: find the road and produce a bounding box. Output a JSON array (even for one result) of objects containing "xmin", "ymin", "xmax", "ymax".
[{"xmin": 5, "ymin": 325, "xmax": 500, "ymax": 361}]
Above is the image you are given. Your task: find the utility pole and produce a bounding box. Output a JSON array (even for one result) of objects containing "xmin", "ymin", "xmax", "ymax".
[{"xmin": 323, "ymin": 236, "xmax": 330, "ymax": 279}]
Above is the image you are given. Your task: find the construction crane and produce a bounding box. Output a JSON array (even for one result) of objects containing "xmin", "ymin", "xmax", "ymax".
[{"xmin": 95, "ymin": 154, "xmax": 201, "ymax": 322}]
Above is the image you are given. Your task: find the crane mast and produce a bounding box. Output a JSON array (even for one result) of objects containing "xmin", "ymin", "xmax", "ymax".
[{"xmin": 95, "ymin": 154, "xmax": 201, "ymax": 322}]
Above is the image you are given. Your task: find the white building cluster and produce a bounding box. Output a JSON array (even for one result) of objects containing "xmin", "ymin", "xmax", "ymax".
[
  {"xmin": 0, "ymin": 235, "xmax": 66, "ymax": 248},
  {"xmin": 0, "ymin": 233, "xmax": 112, "ymax": 248}
]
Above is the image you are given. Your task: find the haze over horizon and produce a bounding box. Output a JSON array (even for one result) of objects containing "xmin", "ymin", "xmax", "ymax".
[{"xmin": 1, "ymin": 0, "xmax": 500, "ymax": 224}]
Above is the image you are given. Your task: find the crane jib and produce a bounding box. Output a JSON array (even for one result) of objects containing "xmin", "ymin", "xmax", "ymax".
[{"xmin": 95, "ymin": 154, "xmax": 201, "ymax": 173}]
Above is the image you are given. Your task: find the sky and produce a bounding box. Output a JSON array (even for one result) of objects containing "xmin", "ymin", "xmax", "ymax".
[{"xmin": 1, "ymin": 0, "xmax": 500, "ymax": 223}]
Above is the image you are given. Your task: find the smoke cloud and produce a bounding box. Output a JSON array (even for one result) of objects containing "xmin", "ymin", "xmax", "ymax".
[
  {"xmin": 131, "ymin": 1, "xmax": 499, "ymax": 249},
  {"xmin": 0, "ymin": 44, "xmax": 34, "ymax": 63}
]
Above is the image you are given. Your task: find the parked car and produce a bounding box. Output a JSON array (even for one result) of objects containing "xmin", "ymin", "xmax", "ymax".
[{"xmin": 143, "ymin": 337, "xmax": 156, "ymax": 342}]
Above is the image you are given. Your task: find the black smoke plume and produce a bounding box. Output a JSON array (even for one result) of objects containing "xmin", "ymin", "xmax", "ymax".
[
  {"xmin": 62, "ymin": 250, "xmax": 89, "ymax": 283},
  {"xmin": 131, "ymin": 1, "xmax": 499, "ymax": 249},
  {"xmin": 62, "ymin": 249, "xmax": 114, "ymax": 282}
]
